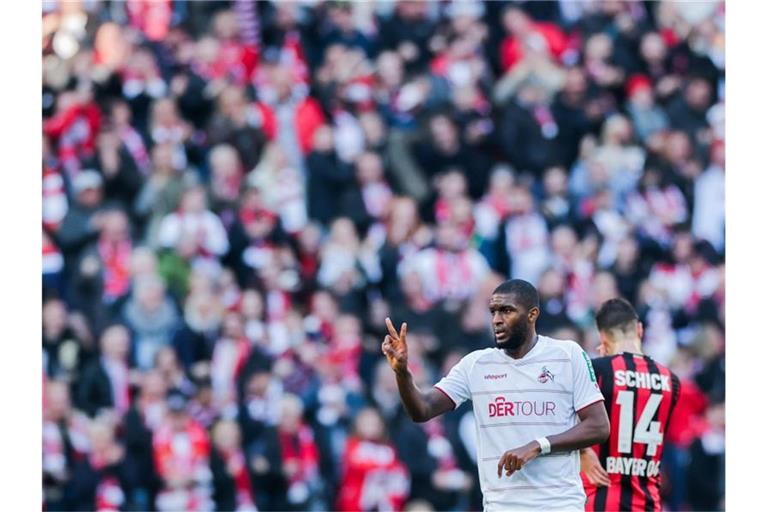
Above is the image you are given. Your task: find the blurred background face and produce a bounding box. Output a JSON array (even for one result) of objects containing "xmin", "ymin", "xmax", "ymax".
[
  {"xmin": 538, "ymin": 269, "xmax": 565, "ymax": 298},
  {"xmin": 543, "ymin": 167, "xmax": 567, "ymax": 196},
  {"xmin": 563, "ymin": 68, "xmax": 587, "ymax": 99},
  {"xmin": 329, "ymin": 218, "xmax": 358, "ymax": 247},
  {"xmin": 641, "ymin": 33, "xmax": 666, "ymax": 63},
  {"xmin": 101, "ymin": 325, "xmax": 129, "ymax": 360},
  {"xmin": 279, "ymin": 394, "xmax": 304, "ymax": 433},
  {"xmin": 141, "ymin": 371, "xmax": 167, "ymax": 401},
  {"xmin": 130, "ymin": 248, "xmax": 158, "ymax": 279},
  {"xmin": 672, "ymin": 232, "xmax": 694, "ymax": 263},
  {"xmin": 152, "ymin": 98, "xmax": 178, "ymax": 127},
  {"xmin": 616, "ymin": 238, "xmax": 639, "ymax": 267},
  {"xmin": 354, "ymin": 408, "xmax": 386, "ymax": 442},
  {"xmin": 89, "ymin": 421, "xmax": 115, "ymax": 454},
  {"xmin": 360, "ymin": 112, "xmax": 385, "ymax": 144},
  {"xmin": 45, "ymin": 381, "xmax": 71, "ymax": 420},
  {"xmin": 101, "ymin": 210, "xmax": 130, "ymax": 242},
  {"xmin": 213, "ymin": 10, "xmax": 238, "ymax": 39},
  {"xmin": 136, "ymin": 276, "xmax": 165, "ymax": 311},
  {"xmin": 43, "ymin": 299, "xmax": 67, "ymax": 333},
  {"xmin": 111, "ymin": 101, "xmax": 131, "ymax": 126},
  {"xmin": 245, "ymin": 371, "xmax": 272, "ymax": 400},
  {"xmin": 377, "ymin": 52, "xmax": 404, "ymax": 88},
  {"xmin": 312, "ymin": 125, "xmax": 334, "ymax": 152},
  {"xmin": 551, "ymin": 226, "xmax": 578, "ymax": 258},
  {"xmin": 686, "ymin": 79, "xmax": 712, "ymax": 110},
  {"xmin": 503, "ymin": 8, "xmax": 530, "ymax": 36},
  {"xmin": 210, "ymin": 145, "xmax": 241, "ymax": 180},
  {"xmin": 240, "ymin": 289, "xmax": 264, "ymax": 319},
  {"xmin": 151, "ymin": 143, "xmax": 175, "ymax": 173},
  {"xmin": 435, "ymin": 221, "xmax": 465, "ymax": 252},
  {"xmin": 585, "ymin": 34, "xmax": 612, "ymax": 61},
  {"xmin": 590, "ymin": 272, "xmax": 619, "ymax": 309},
  {"xmin": 78, "ymin": 185, "xmax": 103, "ymax": 208},
  {"xmin": 154, "ymin": 346, "xmax": 179, "ymax": 374},
  {"xmin": 430, "ymin": 116, "xmax": 458, "ymax": 150},
  {"xmin": 222, "ymin": 312, "xmax": 244, "ymax": 339},
  {"xmin": 437, "ymin": 171, "xmax": 467, "ymax": 200},
  {"xmin": 213, "ymin": 420, "xmax": 241, "ymax": 451},
  {"xmin": 181, "ymin": 187, "xmax": 206, "ymax": 213},
  {"xmin": 356, "ymin": 152, "xmax": 384, "ymax": 184}
]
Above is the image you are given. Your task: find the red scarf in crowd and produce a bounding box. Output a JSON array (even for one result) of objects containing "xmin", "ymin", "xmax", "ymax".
[
  {"xmin": 89, "ymin": 452, "xmax": 125, "ymax": 512},
  {"xmin": 119, "ymin": 125, "xmax": 150, "ymax": 173},
  {"xmin": 43, "ymin": 102, "xmax": 101, "ymax": 177},
  {"xmin": 278, "ymin": 424, "xmax": 320, "ymax": 486},
  {"xmin": 153, "ymin": 419, "xmax": 211, "ymax": 484},
  {"xmin": 218, "ymin": 448, "xmax": 257, "ymax": 510},
  {"xmin": 98, "ymin": 237, "xmax": 132, "ymax": 302}
]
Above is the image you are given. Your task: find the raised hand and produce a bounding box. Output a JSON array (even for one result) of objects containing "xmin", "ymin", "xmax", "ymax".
[{"xmin": 382, "ymin": 317, "xmax": 408, "ymax": 374}]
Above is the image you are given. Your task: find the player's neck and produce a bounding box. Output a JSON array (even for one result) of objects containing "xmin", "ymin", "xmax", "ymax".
[
  {"xmin": 504, "ymin": 331, "xmax": 539, "ymax": 360},
  {"xmin": 612, "ymin": 338, "xmax": 643, "ymax": 356}
]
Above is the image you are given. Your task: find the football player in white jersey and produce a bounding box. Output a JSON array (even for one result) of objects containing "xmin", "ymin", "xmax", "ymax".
[{"xmin": 382, "ymin": 279, "xmax": 609, "ymax": 511}]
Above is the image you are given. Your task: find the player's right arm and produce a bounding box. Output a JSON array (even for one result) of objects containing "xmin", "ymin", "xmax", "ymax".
[{"xmin": 382, "ymin": 317, "xmax": 455, "ymax": 423}]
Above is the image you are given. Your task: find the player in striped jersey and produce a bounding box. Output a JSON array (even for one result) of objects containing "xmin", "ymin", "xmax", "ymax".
[{"xmin": 581, "ymin": 298, "xmax": 681, "ymax": 511}]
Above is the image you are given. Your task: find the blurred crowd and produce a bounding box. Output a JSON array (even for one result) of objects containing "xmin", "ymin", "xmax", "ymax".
[{"xmin": 41, "ymin": 1, "xmax": 725, "ymax": 511}]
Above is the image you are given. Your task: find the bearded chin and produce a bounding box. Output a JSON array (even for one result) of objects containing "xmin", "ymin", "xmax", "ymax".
[{"xmin": 495, "ymin": 324, "xmax": 530, "ymax": 351}]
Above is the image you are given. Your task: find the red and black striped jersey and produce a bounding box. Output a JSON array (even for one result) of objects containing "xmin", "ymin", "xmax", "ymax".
[{"xmin": 583, "ymin": 353, "xmax": 680, "ymax": 512}]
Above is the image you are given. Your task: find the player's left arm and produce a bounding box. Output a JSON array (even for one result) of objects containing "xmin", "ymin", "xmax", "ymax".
[{"xmin": 497, "ymin": 402, "xmax": 609, "ymax": 477}]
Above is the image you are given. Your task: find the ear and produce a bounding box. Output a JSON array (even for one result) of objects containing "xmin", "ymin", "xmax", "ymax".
[
  {"xmin": 597, "ymin": 330, "xmax": 611, "ymax": 356},
  {"xmin": 529, "ymin": 306, "xmax": 540, "ymax": 323},
  {"xmin": 636, "ymin": 321, "xmax": 644, "ymax": 340}
]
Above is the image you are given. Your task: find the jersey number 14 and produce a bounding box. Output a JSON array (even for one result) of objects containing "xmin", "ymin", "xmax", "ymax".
[{"xmin": 616, "ymin": 391, "xmax": 663, "ymax": 456}]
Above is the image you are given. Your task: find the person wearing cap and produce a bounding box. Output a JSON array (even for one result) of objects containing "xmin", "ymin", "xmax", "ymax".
[
  {"xmin": 625, "ymin": 73, "xmax": 670, "ymax": 142},
  {"xmin": 56, "ymin": 170, "xmax": 107, "ymax": 260}
]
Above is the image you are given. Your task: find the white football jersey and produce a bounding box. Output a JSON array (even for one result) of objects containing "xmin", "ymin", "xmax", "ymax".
[{"xmin": 434, "ymin": 335, "xmax": 604, "ymax": 511}]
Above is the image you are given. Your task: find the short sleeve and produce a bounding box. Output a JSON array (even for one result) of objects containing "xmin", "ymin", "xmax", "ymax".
[
  {"xmin": 434, "ymin": 353, "xmax": 473, "ymax": 410},
  {"xmin": 571, "ymin": 344, "xmax": 605, "ymax": 412}
]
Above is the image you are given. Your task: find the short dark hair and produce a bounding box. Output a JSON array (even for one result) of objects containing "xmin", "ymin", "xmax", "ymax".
[
  {"xmin": 492, "ymin": 279, "xmax": 540, "ymax": 310},
  {"xmin": 595, "ymin": 298, "xmax": 639, "ymax": 334}
]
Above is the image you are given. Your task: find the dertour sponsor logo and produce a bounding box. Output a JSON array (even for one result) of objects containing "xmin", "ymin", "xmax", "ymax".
[
  {"xmin": 484, "ymin": 373, "xmax": 507, "ymax": 380},
  {"xmin": 488, "ymin": 396, "xmax": 557, "ymax": 418}
]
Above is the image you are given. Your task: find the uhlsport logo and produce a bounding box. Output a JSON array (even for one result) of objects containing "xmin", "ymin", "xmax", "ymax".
[
  {"xmin": 488, "ymin": 396, "xmax": 556, "ymax": 417},
  {"xmin": 538, "ymin": 366, "xmax": 555, "ymax": 383}
]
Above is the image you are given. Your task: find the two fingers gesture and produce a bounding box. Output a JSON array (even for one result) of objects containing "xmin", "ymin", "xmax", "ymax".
[{"xmin": 381, "ymin": 317, "xmax": 408, "ymax": 373}]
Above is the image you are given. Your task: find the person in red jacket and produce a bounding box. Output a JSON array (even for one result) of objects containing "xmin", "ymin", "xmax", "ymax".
[
  {"xmin": 253, "ymin": 65, "xmax": 325, "ymax": 172},
  {"xmin": 43, "ymin": 90, "xmax": 101, "ymax": 177},
  {"xmin": 337, "ymin": 407, "xmax": 409, "ymax": 512},
  {"xmin": 499, "ymin": 6, "xmax": 569, "ymax": 73},
  {"xmin": 153, "ymin": 391, "xmax": 214, "ymax": 511}
]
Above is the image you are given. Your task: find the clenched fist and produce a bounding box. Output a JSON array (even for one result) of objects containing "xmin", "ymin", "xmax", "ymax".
[{"xmin": 382, "ymin": 317, "xmax": 408, "ymax": 374}]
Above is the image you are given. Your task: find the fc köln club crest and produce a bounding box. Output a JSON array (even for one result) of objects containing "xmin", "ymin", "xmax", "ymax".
[{"xmin": 538, "ymin": 366, "xmax": 555, "ymax": 383}]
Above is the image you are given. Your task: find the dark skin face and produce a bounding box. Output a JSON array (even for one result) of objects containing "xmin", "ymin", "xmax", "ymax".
[{"xmin": 489, "ymin": 292, "xmax": 540, "ymax": 358}]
